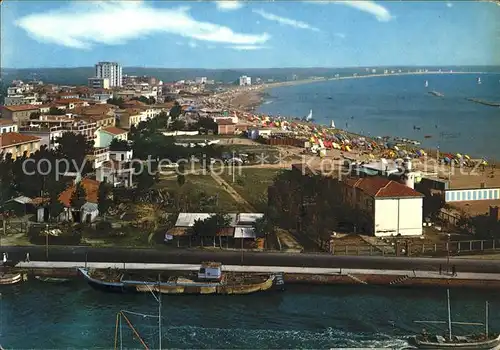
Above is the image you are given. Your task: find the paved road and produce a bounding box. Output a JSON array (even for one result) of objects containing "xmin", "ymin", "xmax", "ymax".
[{"xmin": 3, "ymin": 245, "xmax": 500, "ymax": 273}]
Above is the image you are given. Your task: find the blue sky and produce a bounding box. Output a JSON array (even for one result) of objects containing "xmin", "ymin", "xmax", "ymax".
[{"xmin": 1, "ymin": 0, "xmax": 499, "ymax": 68}]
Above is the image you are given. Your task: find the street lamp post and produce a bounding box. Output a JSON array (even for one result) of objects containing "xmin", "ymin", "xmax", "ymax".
[
  {"xmin": 45, "ymin": 224, "xmax": 49, "ymax": 261},
  {"xmin": 446, "ymin": 233, "xmax": 451, "ymax": 274}
]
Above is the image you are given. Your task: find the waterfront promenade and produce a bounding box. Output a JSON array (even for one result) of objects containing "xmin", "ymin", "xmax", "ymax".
[
  {"xmin": 14, "ymin": 261, "xmax": 500, "ymax": 282},
  {"xmin": 4, "ymin": 245, "xmax": 500, "ymax": 273}
]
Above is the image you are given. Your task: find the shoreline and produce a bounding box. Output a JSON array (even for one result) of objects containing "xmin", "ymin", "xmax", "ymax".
[{"xmin": 226, "ymin": 72, "xmax": 498, "ymax": 163}]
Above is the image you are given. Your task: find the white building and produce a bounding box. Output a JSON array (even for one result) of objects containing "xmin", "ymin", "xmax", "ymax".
[
  {"xmin": 95, "ymin": 61, "xmax": 122, "ymax": 87},
  {"xmin": 239, "ymin": 76, "xmax": 252, "ymax": 86},
  {"xmin": 342, "ymin": 177, "xmax": 424, "ymax": 237},
  {"xmin": 88, "ymin": 77, "xmax": 110, "ymax": 89},
  {"xmin": 0, "ymin": 120, "xmax": 18, "ymax": 134},
  {"xmin": 195, "ymin": 77, "xmax": 207, "ymax": 84}
]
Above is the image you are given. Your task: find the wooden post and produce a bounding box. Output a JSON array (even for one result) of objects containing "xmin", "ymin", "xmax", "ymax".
[
  {"xmin": 469, "ymin": 240, "xmax": 472, "ymax": 251},
  {"xmin": 345, "ymin": 245, "xmax": 348, "ymax": 255},
  {"xmin": 369, "ymin": 246, "xmax": 373, "ymax": 256},
  {"xmin": 481, "ymin": 240, "xmax": 484, "ymax": 251},
  {"xmin": 434, "ymin": 244, "xmax": 437, "ymax": 252},
  {"xmin": 422, "ymin": 244, "xmax": 425, "ymax": 253}
]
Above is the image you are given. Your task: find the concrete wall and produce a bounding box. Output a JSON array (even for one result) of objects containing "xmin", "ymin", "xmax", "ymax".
[
  {"xmin": 445, "ymin": 188, "xmax": 500, "ymax": 202},
  {"xmin": 374, "ymin": 197, "xmax": 423, "ymax": 236}
]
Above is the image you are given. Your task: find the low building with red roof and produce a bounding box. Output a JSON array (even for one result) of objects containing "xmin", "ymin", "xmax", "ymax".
[
  {"xmin": 342, "ymin": 176, "xmax": 424, "ymax": 237},
  {"xmin": 58, "ymin": 178, "xmax": 100, "ymax": 223},
  {"xmin": 216, "ymin": 118, "xmax": 236, "ymax": 135},
  {"xmin": 1, "ymin": 104, "xmax": 40, "ymax": 123},
  {"xmin": 94, "ymin": 126, "xmax": 128, "ymax": 148}
]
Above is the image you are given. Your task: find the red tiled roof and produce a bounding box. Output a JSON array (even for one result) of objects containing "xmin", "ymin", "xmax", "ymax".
[
  {"xmin": 101, "ymin": 126, "xmax": 127, "ymax": 135},
  {"xmin": 0, "ymin": 132, "xmax": 41, "ymax": 147},
  {"xmin": 345, "ymin": 177, "xmax": 423, "ymax": 198},
  {"xmin": 2, "ymin": 104, "xmax": 39, "ymax": 112},
  {"xmin": 54, "ymin": 98, "xmax": 86, "ymax": 104},
  {"xmin": 58, "ymin": 178, "xmax": 100, "ymax": 207}
]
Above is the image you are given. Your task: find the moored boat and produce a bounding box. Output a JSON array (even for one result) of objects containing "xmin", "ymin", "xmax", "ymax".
[
  {"xmin": 0, "ymin": 272, "xmax": 22, "ymax": 285},
  {"xmin": 411, "ymin": 290, "xmax": 500, "ymax": 349},
  {"xmin": 78, "ymin": 262, "xmax": 285, "ymax": 295},
  {"xmin": 35, "ymin": 276, "xmax": 71, "ymax": 283}
]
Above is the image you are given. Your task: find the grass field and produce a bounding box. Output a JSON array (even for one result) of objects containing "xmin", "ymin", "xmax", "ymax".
[
  {"xmin": 155, "ymin": 174, "xmax": 245, "ymax": 212},
  {"xmin": 219, "ymin": 168, "xmax": 283, "ymax": 212}
]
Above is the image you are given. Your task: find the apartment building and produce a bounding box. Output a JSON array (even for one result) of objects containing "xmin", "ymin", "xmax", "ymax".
[
  {"xmin": 0, "ymin": 132, "xmax": 41, "ymax": 159},
  {"xmin": 88, "ymin": 77, "xmax": 110, "ymax": 89},
  {"xmin": 94, "ymin": 61, "xmax": 122, "ymax": 87}
]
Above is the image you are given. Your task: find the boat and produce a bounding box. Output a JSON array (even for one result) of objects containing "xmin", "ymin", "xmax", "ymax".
[
  {"xmin": 330, "ymin": 120, "xmax": 335, "ymax": 128},
  {"xmin": 411, "ymin": 290, "xmax": 500, "ymax": 349},
  {"xmin": 78, "ymin": 262, "xmax": 285, "ymax": 295},
  {"xmin": 477, "ymin": 77, "xmax": 482, "ymax": 85},
  {"xmin": 424, "ymin": 135, "xmax": 432, "ymax": 139},
  {"xmin": 0, "ymin": 272, "xmax": 22, "ymax": 285},
  {"xmin": 425, "ymin": 80, "xmax": 429, "ymax": 88},
  {"xmin": 429, "ymin": 91, "xmax": 444, "ymax": 97},
  {"xmin": 303, "ymin": 109, "xmax": 314, "ymax": 122},
  {"xmin": 35, "ymin": 276, "xmax": 71, "ymax": 283}
]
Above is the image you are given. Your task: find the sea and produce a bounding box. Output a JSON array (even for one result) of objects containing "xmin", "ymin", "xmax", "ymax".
[
  {"xmin": 257, "ymin": 73, "xmax": 500, "ymax": 161},
  {"xmin": 2, "ymin": 281, "xmax": 500, "ymax": 349}
]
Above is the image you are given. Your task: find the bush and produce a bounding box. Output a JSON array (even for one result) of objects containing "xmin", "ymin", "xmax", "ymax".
[{"xmin": 95, "ymin": 221, "xmax": 113, "ymax": 236}]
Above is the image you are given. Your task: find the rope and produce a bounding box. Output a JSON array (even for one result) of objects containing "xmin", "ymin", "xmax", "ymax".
[{"xmin": 121, "ymin": 312, "xmax": 150, "ymax": 350}]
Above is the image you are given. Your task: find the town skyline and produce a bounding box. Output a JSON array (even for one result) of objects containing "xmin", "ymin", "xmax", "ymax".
[{"xmin": 1, "ymin": 0, "xmax": 499, "ymax": 69}]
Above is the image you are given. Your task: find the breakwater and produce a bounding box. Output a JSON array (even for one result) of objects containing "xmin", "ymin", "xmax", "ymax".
[
  {"xmin": 465, "ymin": 97, "xmax": 500, "ymax": 107},
  {"xmin": 11, "ymin": 262, "xmax": 500, "ymax": 289}
]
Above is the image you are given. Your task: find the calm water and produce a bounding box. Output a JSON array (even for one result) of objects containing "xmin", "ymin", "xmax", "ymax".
[
  {"xmin": 257, "ymin": 73, "xmax": 500, "ymax": 160},
  {"xmin": 2, "ymin": 280, "xmax": 500, "ymax": 349}
]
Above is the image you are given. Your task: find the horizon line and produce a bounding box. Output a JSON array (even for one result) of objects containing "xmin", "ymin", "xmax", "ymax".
[{"xmin": 2, "ymin": 64, "xmax": 500, "ymax": 71}]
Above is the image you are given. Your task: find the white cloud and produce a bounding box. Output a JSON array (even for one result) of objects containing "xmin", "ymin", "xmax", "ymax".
[
  {"xmin": 215, "ymin": 1, "xmax": 243, "ymax": 11},
  {"xmin": 16, "ymin": 1, "xmax": 269, "ymax": 49},
  {"xmin": 229, "ymin": 45, "xmax": 268, "ymax": 51},
  {"xmin": 446, "ymin": 2, "xmax": 453, "ymax": 8},
  {"xmin": 307, "ymin": 1, "xmax": 393, "ymax": 22},
  {"xmin": 188, "ymin": 41, "xmax": 198, "ymax": 48},
  {"xmin": 335, "ymin": 33, "xmax": 346, "ymax": 39},
  {"xmin": 252, "ymin": 9, "xmax": 320, "ymax": 31}
]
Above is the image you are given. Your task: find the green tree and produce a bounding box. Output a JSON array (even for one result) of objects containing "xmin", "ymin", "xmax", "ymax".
[
  {"xmin": 169, "ymin": 102, "xmax": 182, "ymax": 119},
  {"xmin": 191, "ymin": 213, "xmax": 231, "ymax": 237},
  {"xmin": 97, "ymin": 182, "xmax": 112, "ymax": 219},
  {"xmin": 48, "ymin": 194, "xmax": 64, "ymax": 222},
  {"xmin": 49, "ymin": 107, "xmax": 66, "ymax": 115},
  {"xmin": 169, "ymin": 119, "xmax": 187, "ymax": 131},
  {"xmin": 106, "ymin": 97, "xmax": 125, "ymax": 108},
  {"xmin": 194, "ymin": 117, "xmax": 218, "ymax": 134},
  {"xmin": 109, "ymin": 139, "xmax": 131, "ymax": 152},
  {"xmin": 70, "ymin": 182, "xmax": 87, "ymax": 222},
  {"xmin": 55, "ymin": 132, "xmax": 94, "ymax": 174}
]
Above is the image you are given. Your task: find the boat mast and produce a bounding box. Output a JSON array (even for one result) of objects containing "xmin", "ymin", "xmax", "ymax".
[
  {"xmin": 486, "ymin": 301, "xmax": 489, "ymax": 338},
  {"xmin": 158, "ymin": 273, "xmax": 162, "ymax": 350},
  {"xmin": 447, "ymin": 289, "xmax": 452, "ymax": 341}
]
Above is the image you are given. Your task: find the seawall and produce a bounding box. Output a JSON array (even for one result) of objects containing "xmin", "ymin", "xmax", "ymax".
[{"xmin": 11, "ymin": 261, "xmax": 500, "ymax": 289}]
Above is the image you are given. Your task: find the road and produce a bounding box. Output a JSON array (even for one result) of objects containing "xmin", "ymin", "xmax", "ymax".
[{"xmin": 4, "ymin": 245, "xmax": 500, "ymax": 273}]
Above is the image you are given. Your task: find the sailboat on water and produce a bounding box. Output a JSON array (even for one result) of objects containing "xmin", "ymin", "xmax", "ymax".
[
  {"xmin": 477, "ymin": 77, "xmax": 482, "ymax": 85},
  {"xmin": 425, "ymin": 80, "xmax": 429, "ymax": 88},
  {"xmin": 411, "ymin": 289, "xmax": 500, "ymax": 349},
  {"xmin": 303, "ymin": 109, "xmax": 314, "ymax": 122}
]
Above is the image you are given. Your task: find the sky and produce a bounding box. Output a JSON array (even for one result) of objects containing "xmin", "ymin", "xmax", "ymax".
[{"xmin": 1, "ymin": 0, "xmax": 499, "ymax": 68}]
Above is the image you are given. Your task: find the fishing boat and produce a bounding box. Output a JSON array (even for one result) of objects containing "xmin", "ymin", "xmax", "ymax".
[
  {"xmin": 411, "ymin": 290, "xmax": 500, "ymax": 349},
  {"xmin": 78, "ymin": 262, "xmax": 285, "ymax": 295}
]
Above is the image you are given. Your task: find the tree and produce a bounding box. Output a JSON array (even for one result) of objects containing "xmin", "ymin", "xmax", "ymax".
[
  {"xmin": 30, "ymin": 112, "xmax": 41, "ymax": 120},
  {"xmin": 191, "ymin": 213, "xmax": 231, "ymax": 237},
  {"xmin": 97, "ymin": 182, "xmax": 112, "ymax": 219},
  {"xmin": 109, "ymin": 139, "xmax": 131, "ymax": 152},
  {"xmin": 169, "ymin": 119, "xmax": 187, "ymax": 131},
  {"xmin": 194, "ymin": 117, "xmax": 218, "ymax": 134},
  {"xmin": 49, "ymin": 107, "xmax": 66, "ymax": 115},
  {"xmin": 106, "ymin": 97, "xmax": 125, "ymax": 108},
  {"xmin": 48, "ymin": 195, "xmax": 64, "ymax": 222},
  {"xmin": 70, "ymin": 182, "xmax": 87, "ymax": 222},
  {"xmin": 169, "ymin": 102, "xmax": 182, "ymax": 119},
  {"xmin": 136, "ymin": 170, "xmax": 157, "ymax": 191},
  {"xmin": 55, "ymin": 132, "xmax": 94, "ymax": 174}
]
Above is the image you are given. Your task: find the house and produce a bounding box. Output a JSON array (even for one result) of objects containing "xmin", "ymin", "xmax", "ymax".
[
  {"xmin": 1, "ymin": 104, "xmax": 40, "ymax": 123},
  {"xmin": 110, "ymin": 149, "xmax": 133, "ymax": 162},
  {"xmin": 87, "ymin": 147, "xmax": 110, "ymax": 169},
  {"xmin": 342, "ymin": 176, "xmax": 424, "ymax": 237},
  {"xmin": 0, "ymin": 132, "xmax": 41, "ymax": 159},
  {"xmin": 216, "ymin": 118, "xmax": 236, "ymax": 135},
  {"xmin": 0, "ymin": 120, "xmax": 18, "ymax": 134},
  {"xmin": 58, "ymin": 178, "xmax": 100, "ymax": 223},
  {"xmin": 95, "ymin": 159, "xmax": 134, "ymax": 187},
  {"xmin": 115, "ymin": 108, "xmax": 143, "ymax": 129},
  {"xmin": 94, "ymin": 126, "xmax": 128, "ymax": 148}
]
